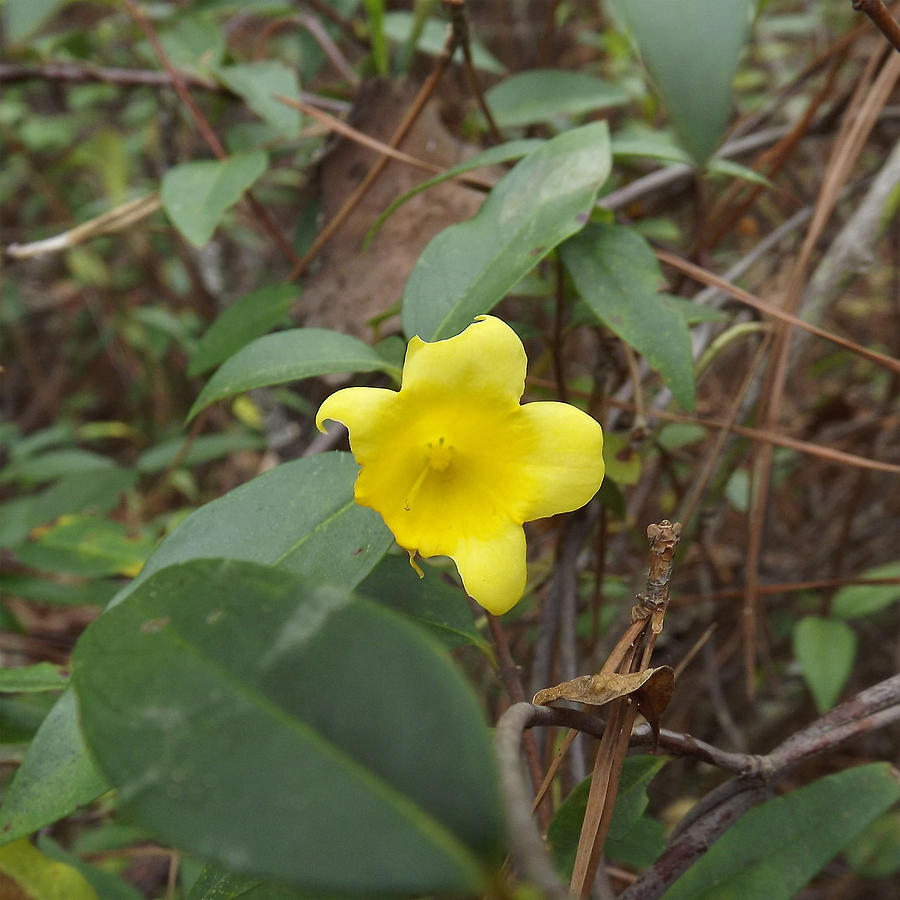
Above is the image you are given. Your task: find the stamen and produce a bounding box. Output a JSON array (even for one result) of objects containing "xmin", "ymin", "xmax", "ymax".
[{"xmin": 403, "ymin": 438, "xmax": 454, "ymax": 511}]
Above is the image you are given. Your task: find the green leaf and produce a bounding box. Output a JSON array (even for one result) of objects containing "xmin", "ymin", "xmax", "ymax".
[
  {"xmin": 832, "ymin": 561, "xmax": 900, "ymax": 619},
  {"xmin": 162, "ymin": 152, "xmax": 268, "ymax": 247},
  {"xmin": 14, "ymin": 516, "xmax": 155, "ymax": 578},
  {"xmin": 0, "ymin": 449, "xmax": 115, "ymax": 487},
  {"xmin": 363, "ymin": 0, "xmax": 389, "ymax": 76},
  {"xmin": 664, "ymin": 294, "xmax": 730, "ymax": 325},
  {"xmin": 0, "ymin": 467, "xmax": 136, "ymax": 549},
  {"xmin": 706, "ymin": 157, "xmax": 773, "ymax": 187},
  {"xmin": 2, "ymin": 0, "xmax": 66, "ymax": 43},
  {"xmin": 0, "ymin": 839, "xmax": 99, "ymax": 900},
  {"xmin": 188, "ymin": 284, "xmax": 299, "ymax": 376},
  {"xmin": 0, "ymin": 663, "xmax": 68, "ymax": 693},
  {"xmin": 365, "ymin": 139, "xmax": 545, "ymax": 248},
  {"xmin": 403, "ymin": 122, "xmax": 611, "ymax": 341},
  {"xmin": 215, "ymin": 63, "xmax": 302, "ymax": 138},
  {"xmin": 0, "ymin": 689, "xmax": 109, "ymax": 846},
  {"xmin": 605, "ymin": 813, "xmax": 666, "ymax": 868},
  {"xmin": 0, "ymin": 574, "xmax": 119, "ymax": 608},
  {"xmin": 793, "ymin": 616, "xmax": 857, "ymax": 714},
  {"xmin": 357, "ymin": 554, "xmax": 490, "ymax": 654},
  {"xmin": 73, "ymin": 559, "xmax": 503, "ymax": 895},
  {"xmin": 844, "ymin": 811, "xmax": 900, "ymax": 878},
  {"xmin": 661, "ymin": 763, "xmax": 900, "ymax": 900},
  {"xmin": 612, "ymin": 133, "xmax": 694, "ymax": 165},
  {"xmin": 615, "ymin": 0, "xmax": 751, "ymax": 163},
  {"xmin": 0, "ymin": 694, "xmax": 53, "ymax": 745},
  {"xmin": 548, "ymin": 755, "xmax": 668, "ymax": 878},
  {"xmin": 485, "ymin": 70, "xmax": 628, "ymax": 129},
  {"xmin": 561, "ymin": 222, "xmax": 696, "ymax": 410},
  {"xmin": 188, "ymin": 864, "xmax": 318, "ymax": 900},
  {"xmin": 602, "ymin": 432, "xmax": 642, "ymax": 486},
  {"xmin": 382, "ymin": 12, "xmax": 505, "ymax": 73},
  {"xmin": 115, "ymin": 453, "xmax": 393, "ymax": 606},
  {"xmin": 136, "ymin": 432, "xmax": 265, "ymax": 474},
  {"xmin": 156, "ymin": 14, "xmax": 226, "ymax": 72},
  {"xmin": 187, "ymin": 329, "xmax": 399, "ymax": 421}
]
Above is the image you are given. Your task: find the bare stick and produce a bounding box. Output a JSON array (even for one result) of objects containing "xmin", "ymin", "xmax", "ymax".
[{"xmin": 6, "ymin": 194, "xmax": 161, "ymax": 259}]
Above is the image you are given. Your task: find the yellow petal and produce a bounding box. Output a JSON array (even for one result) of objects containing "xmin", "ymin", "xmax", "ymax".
[
  {"xmin": 450, "ymin": 524, "xmax": 527, "ymax": 615},
  {"xmin": 402, "ymin": 316, "xmax": 525, "ymax": 410},
  {"xmin": 507, "ymin": 401, "xmax": 605, "ymax": 522},
  {"xmin": 315, "ymin": 386, "xmax": 399, "ymax": 446}
]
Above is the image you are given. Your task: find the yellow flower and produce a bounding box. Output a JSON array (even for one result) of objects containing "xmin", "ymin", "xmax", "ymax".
[{"xmin": 316, "ymin": 316, "xmax": 604, "ymax": 615}]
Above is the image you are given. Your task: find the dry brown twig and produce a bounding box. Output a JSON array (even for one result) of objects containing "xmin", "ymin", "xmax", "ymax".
[
  {"xmin": 496, "ymin": 672, "xmax": 900, "ymax": 899},
  {"xmin": 567, "ymin": 521, "xmax": 681, "ymax": 897},
  {"xmin": 745, "ymin": 47, "xmax": 900, "ymax": 698},
  {"xmin": 854, "ymin": 0, "xmax": 900, "ymax": 51}
]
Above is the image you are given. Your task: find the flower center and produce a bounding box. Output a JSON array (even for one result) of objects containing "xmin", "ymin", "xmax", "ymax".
[
  {"xmin": 426, "ymin": 436, "xmax": 453, "ymax": 473},
  {"xmin": 403, "ymin": 437, "xmax": 455, "ymax": 512}
]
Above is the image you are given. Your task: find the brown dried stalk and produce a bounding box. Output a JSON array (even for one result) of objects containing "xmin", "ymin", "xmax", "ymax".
[{"xmin": 568, "ymin": 521, "xmax": 681, "ymax": 897}]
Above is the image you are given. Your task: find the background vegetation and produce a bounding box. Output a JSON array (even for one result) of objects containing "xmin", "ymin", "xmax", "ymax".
[{"xmin": 1, "ymin": 1, "xmax": 898, "ymax": 898}]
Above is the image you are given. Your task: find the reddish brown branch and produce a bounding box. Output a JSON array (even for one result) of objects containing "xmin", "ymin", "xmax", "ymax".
[{"xmin": 854, "ymin": 0, "xmax": 900, "ymax": 51}]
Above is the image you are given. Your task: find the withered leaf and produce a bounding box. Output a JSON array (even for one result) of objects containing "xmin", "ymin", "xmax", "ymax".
[
  {"xmin": 632, "ymin": 666, "xmax": 675, "ymax": 747},
  {"xmin": 532, "ymin": 666, "xmax": 675, "ymax": 722}
]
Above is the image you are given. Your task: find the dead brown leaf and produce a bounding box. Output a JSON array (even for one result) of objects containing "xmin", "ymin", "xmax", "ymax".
[{"xmin": 532, "ymin": 665, "xmax": 675, "ymax": 717}]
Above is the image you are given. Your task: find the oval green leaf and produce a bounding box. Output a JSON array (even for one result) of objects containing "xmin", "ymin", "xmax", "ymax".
[
  {"xmin": 615, "ymin": 0, "xmax": 751, "ymax": 163},
  {"xmin": 793, "ymin": 615, "xmax": 857, "ymax": 714},
  {"xmin": 561, "ymin": 222, "xmax": 696, "ymax": 410},
  {"xmin": 187, "ymin": 328, "xmax": 399, "ymax": 421},
  {"xmin": 832, "ymin": 561, "xmax": 900, "ymax": 620},
  {"xmin": 215, "ymin": 62, "xmax": 302, "ymax": 138},
  {"xmin": 485, "ymin": 70, "xmax": 628, "ymax": 129},
  {"xmin": 73, "ymin": 559, "xmax": 503, "ymax": 895},
  {"xmin": 402, "ymin": 121, "xmax": 612, "ymax": 341},
  {"xmin": 161, "ymin": 151, "xmax": 268, "ymax": 248}
]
